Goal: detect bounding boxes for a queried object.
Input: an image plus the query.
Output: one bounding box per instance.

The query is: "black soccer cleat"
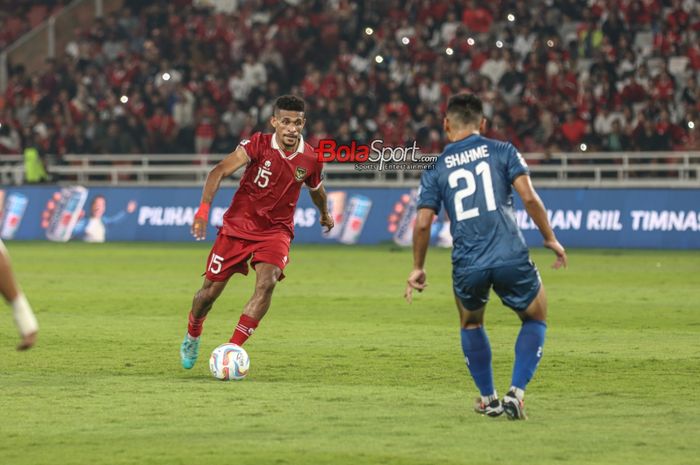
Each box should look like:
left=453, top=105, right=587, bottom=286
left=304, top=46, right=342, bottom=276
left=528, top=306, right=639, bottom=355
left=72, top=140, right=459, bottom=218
left=474, top=397, right=504, bottom=417
left=502, top=391, right=528, bottom=420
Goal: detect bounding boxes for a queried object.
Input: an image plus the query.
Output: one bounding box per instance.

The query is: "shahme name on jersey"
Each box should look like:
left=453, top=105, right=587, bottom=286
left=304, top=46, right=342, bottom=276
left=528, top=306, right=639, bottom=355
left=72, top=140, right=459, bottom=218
left=444, top=144, right=490, bottom=168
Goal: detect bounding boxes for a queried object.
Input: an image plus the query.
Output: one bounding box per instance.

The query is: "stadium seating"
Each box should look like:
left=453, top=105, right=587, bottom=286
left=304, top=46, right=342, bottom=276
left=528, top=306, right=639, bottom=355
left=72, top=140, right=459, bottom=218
left=0, top=1, right=69, bottom=49
left=0, top=0, right=698, bottom=164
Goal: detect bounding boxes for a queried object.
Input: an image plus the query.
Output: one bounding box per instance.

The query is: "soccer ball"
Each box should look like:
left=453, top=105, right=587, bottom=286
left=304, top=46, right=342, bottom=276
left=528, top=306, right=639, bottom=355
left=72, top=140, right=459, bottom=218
left=209, top=343, right=250, bottom=381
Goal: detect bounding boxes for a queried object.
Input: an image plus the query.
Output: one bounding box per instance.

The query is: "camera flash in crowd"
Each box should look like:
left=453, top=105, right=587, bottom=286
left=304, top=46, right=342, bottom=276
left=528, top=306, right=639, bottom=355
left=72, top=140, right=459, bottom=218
left=547, top=40, right=555, bottom=47
left=120, top=95, right=129, bottom=104
left=162, top=72, right=171, bottom=81
left=689, top=121, right=695, bottom=129
left=580, top=143, right=588, bottom=152
left=365, top=27, right=373, bottom=36
left=445, top=47, right=454, bottom=56
left=467, top=37, right=475, bottom=46
left=375, top=55, right=384, bottom=64
left=507, top=14, right=516, bottom=22
left=496, top=40, right=504, bottom=48
left=401, top=37, right=410, bottom=45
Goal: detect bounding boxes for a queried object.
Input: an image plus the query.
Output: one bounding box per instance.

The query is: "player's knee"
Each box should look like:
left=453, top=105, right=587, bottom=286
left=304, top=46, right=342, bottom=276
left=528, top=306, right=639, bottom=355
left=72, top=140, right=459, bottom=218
left=463, top=314, right=484, bottom=328
left=460, top=308, right=485, bottom=328
left=522, top=308, right=547, bottom=322
left=521, top=289, right=547, bottom=321
left=255, top=277, right=277, bottom=296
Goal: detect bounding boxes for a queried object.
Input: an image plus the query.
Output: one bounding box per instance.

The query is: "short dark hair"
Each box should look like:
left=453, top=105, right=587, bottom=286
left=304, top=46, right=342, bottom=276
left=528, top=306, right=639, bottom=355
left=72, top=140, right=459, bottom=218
left=446, top=93, right=483, bottom=126
left=274, top=95, right=305, bottom=114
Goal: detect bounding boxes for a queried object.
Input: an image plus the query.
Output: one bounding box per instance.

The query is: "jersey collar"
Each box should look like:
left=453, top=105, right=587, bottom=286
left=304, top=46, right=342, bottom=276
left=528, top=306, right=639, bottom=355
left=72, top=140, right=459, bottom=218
left=444, top=132, right=480, bottom=152
left=271, top=133, right=304, bottom=160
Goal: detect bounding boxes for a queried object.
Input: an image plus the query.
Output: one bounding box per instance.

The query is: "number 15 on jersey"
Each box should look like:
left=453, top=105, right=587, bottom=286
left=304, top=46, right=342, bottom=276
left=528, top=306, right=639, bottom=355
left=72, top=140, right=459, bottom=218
left=254, top=167, right=271, bottom=188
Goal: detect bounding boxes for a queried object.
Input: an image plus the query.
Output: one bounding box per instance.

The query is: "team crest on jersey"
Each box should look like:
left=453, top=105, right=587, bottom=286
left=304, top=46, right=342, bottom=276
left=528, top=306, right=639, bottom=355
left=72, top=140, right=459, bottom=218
left=294, top=166, right=307, bottom=182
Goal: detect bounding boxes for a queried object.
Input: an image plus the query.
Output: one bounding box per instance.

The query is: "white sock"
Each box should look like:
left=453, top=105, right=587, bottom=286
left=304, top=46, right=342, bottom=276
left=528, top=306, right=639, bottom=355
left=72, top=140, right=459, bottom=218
left=509, top=386, right=525, bottom=401
left=481, top=391, right=498, bottom=404
left=12, top=293, right=38, bottom=336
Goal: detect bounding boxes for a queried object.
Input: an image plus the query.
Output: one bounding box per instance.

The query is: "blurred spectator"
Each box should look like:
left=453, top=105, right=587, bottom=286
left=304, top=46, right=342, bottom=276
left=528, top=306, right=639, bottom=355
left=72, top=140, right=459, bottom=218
left=637, top=120, right=670, bottom=151
left=147, top=106, right=177, bottom=153
left=561, top=112, right=587, bottom=150
left=209, top=123, right=236, bottom=154
left=480, top=49, right=507, bottom=87
left=221, top=101, right=247, bottom=137
left=103, top=121, right=135, bottom=154
left=604, top=120, right=631, bottom=152
left=594, top=107, right=624, bottom=136
left=462, top=0, right=493, bottom=34
left=0, top=121, right=21, bottom=154
left=22, top=131, right=48, bottom=183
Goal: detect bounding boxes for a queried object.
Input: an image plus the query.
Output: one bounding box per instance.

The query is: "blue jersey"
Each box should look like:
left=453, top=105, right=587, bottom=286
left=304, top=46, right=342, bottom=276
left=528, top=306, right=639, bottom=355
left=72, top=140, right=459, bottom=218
left=417, top=134, right=530, bottom=270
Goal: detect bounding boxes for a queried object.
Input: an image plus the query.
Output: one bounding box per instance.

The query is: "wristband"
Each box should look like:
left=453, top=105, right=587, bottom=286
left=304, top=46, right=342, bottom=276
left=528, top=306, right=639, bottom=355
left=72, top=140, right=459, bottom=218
left=195, top=202, right=211, bottom=221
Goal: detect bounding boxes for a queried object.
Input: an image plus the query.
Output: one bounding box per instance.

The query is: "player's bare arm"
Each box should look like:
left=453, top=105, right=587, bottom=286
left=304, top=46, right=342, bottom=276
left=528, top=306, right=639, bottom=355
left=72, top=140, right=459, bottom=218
left=191, top=146, right=250, bottom=240
left=405, top=207, right=435, bottom=303
left=308, top=184, right=334, bottom=233
left=513, top=174, right=568, bottom=269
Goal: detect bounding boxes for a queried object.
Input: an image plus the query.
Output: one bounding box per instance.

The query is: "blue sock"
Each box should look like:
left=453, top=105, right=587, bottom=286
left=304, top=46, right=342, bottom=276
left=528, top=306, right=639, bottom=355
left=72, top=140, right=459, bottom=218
left=511, top=320, right=547, bottom=391
left=460, top=327, right=495, bottom=397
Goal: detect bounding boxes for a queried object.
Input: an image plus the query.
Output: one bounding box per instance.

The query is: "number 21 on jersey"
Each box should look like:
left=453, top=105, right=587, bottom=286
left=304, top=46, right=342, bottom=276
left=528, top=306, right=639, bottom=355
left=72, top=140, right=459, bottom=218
left=449, top=161, right=496, bottom=221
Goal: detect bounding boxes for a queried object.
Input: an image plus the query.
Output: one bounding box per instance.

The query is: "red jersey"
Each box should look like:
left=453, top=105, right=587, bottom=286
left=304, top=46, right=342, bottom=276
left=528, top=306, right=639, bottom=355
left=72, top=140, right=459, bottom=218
left=221, top=132, right=323, bottom=240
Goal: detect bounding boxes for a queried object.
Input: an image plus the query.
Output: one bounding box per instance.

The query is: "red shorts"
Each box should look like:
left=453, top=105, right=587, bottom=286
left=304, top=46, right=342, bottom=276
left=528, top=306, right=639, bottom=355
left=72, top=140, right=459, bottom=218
left=204, top=233, right=291, bottom=282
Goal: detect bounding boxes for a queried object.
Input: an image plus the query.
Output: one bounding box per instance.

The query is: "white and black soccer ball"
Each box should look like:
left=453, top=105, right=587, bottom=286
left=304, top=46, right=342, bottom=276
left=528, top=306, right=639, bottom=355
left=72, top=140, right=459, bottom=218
left=209, top=343, right=250, bottom=381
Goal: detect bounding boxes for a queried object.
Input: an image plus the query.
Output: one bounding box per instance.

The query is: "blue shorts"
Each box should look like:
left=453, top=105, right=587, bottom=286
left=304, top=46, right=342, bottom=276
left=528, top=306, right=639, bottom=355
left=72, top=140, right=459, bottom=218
left=453, top=260, right=542, bottom=312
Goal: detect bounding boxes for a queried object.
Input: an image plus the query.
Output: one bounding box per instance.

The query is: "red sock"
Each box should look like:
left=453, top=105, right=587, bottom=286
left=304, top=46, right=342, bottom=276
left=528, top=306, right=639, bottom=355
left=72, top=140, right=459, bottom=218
left=187, top=311, right=206, bottom=338
left=230, top=314, right=259, bottom=346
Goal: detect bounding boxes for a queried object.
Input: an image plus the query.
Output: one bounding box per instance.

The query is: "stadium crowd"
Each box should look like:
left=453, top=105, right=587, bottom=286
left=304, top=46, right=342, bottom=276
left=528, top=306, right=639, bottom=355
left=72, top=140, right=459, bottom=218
left=1, top=0, right=699, bottom=163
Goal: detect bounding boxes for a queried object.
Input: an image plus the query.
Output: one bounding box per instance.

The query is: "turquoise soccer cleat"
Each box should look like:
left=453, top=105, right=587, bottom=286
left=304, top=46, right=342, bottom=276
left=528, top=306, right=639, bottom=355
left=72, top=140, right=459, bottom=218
left=180, top=334, right=200, bottom=369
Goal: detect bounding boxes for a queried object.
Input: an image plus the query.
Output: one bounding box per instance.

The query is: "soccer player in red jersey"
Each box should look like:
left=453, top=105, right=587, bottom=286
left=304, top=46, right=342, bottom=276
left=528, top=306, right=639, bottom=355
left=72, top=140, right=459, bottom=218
left=180, top=95, right=334, bottom=369
left=0, top=239, right=39, bottom=350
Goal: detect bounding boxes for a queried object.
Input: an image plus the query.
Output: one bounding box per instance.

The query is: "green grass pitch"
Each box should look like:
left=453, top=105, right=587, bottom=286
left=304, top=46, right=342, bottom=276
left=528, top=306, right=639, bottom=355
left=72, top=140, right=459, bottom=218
left=1, top=242, right=699, bottom=465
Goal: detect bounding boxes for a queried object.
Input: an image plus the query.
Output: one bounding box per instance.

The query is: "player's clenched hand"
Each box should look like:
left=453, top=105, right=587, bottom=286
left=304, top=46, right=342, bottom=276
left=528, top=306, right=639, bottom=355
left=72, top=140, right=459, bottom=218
left=191, top=217, right=207, bottom=241
left=544, top=239, right=567, bottom=269
left=405, top=269, right=427, bottom=304
left=320, top=212, right=334, bottom=233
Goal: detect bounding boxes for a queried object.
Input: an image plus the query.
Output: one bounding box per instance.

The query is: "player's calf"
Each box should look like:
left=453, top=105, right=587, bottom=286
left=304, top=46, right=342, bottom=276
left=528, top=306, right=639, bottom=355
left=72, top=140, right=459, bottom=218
left=181, top=280, right=228, bottom=369
left=226, top=263, right=281, bottom=346
left=185, top=280, right=228, bottom=338
left=506, top=288, right=547, bottom=418
left=191, top=281, right=227, bottom=318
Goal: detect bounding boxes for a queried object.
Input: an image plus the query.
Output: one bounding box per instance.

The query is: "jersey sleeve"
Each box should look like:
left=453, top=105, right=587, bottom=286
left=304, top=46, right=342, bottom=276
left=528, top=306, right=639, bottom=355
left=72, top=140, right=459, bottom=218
left=237, top=132, right=263, bottom=163
left=506, top=143, right=529, bottom=183
left=417, top=167, right=441, bottom=213
left=305, top=160, right=324, bottom=190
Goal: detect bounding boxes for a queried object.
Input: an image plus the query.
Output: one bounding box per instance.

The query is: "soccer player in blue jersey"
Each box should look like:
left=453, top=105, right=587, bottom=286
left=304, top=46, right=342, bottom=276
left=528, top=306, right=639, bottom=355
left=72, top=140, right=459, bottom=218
left=405, top=93, right=567, bottom=420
